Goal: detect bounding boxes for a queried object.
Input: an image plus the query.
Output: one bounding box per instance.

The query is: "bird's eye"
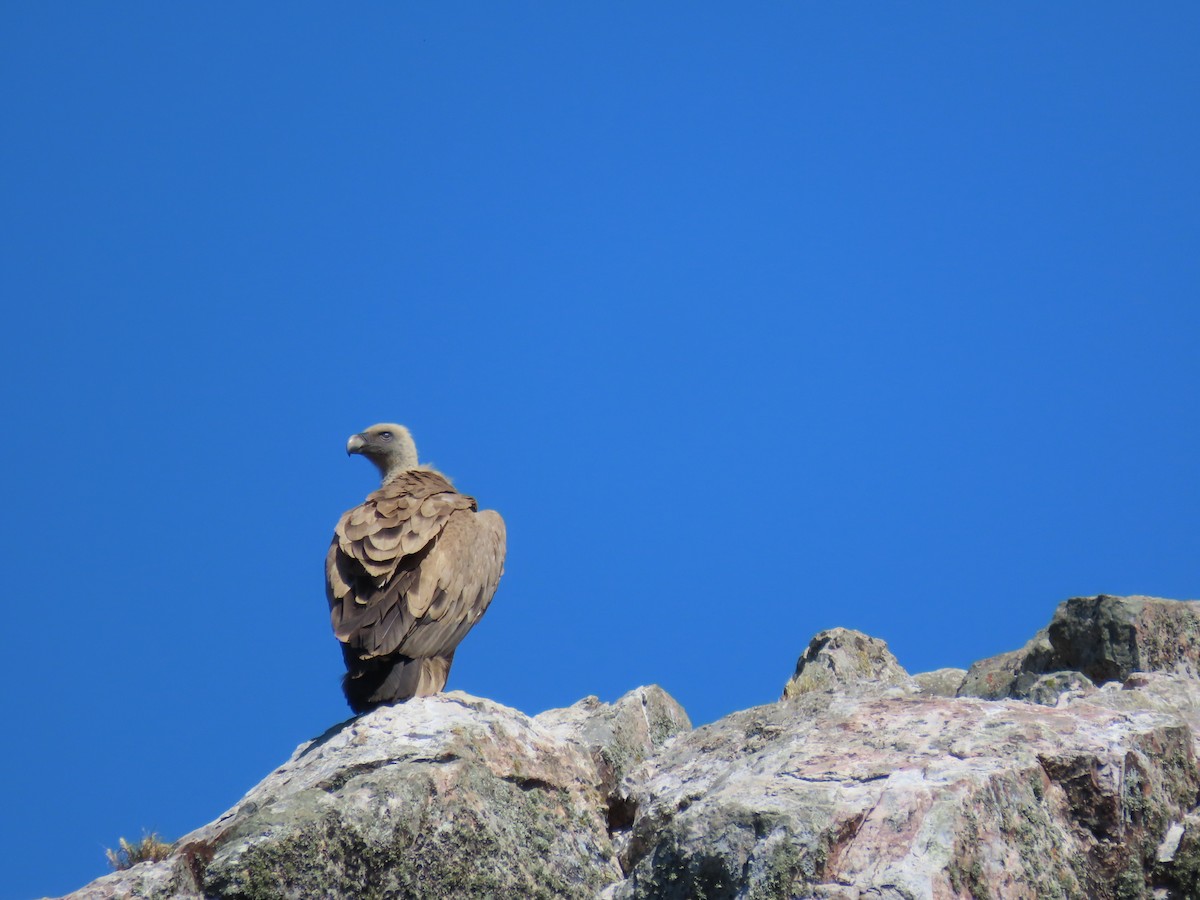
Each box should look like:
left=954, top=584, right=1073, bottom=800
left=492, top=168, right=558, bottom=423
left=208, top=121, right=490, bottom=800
left=379, top=432, right=393, bottom=441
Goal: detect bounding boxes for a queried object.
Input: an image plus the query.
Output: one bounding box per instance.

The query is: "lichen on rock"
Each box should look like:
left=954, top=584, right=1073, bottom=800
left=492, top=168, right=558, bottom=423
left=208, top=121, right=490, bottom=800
left=781, top=627, right=916, bottom=700
left=58, top=595, right=1200, bottom=900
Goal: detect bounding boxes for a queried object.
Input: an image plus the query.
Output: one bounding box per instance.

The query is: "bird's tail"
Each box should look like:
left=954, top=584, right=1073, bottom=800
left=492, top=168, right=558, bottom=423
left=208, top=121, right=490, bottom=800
left=342, top=653, right=454, bottom=713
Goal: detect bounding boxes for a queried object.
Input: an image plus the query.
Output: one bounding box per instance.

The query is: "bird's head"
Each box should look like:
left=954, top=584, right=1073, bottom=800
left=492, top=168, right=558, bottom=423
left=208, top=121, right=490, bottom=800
left=346, top=423, right=419, bottom=482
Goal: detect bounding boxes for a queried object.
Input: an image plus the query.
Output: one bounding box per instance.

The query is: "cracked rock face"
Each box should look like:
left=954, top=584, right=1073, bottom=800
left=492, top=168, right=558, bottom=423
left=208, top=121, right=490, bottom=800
left=781, top=628, right=916, bottom=700
left=57, top=595, right=1200, bottom=900
left=612, top=693, right=1197, bottom=899
left=959, top=595, right=1200, bottom=703
left=62, top=688, right=689, bottom=900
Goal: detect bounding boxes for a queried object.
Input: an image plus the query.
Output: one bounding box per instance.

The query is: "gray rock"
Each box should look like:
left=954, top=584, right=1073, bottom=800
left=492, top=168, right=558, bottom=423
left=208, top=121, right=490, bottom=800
left=1156, top=813, right=1200, bottom=897
left=957, top=629, right=1053, bottom=700
left=535, top=686, right=691, bottom=832
left=56, top=856, right=192, bottom=900
left=1014, top=670, right=1096, bottom=706
left=536, top=685, right=691, bottom=786
left=1081, top=671, right=1200, bottom=763
left=613, top=692, right=1198, bottom=900
left=781, top=628, right=915, bottom=700
left=56, top=596, right=1200, bottom=900
left=60, top=689, right=688, bottom=900
left=912, top=667, right=968, bottom=698
left=1046, top=594, right=1200, bottom=682
left=959, top=595, right=1200, bottom=703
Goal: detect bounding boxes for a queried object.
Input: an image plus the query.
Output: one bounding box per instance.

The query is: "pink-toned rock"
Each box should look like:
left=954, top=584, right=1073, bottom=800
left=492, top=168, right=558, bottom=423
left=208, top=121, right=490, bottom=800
left=612, top=690, right=1197, bottom=899
left=782, top=628, right=916, bottom=700
left=56, top=688, right=689, bottom=900
left=52, top=596, right=1200, bottom=900
left=912, top=667, right=968, bottom=698
left=959, top=595, right=1200, bottom=703
left=1047, top=595, right=1200, bottom=682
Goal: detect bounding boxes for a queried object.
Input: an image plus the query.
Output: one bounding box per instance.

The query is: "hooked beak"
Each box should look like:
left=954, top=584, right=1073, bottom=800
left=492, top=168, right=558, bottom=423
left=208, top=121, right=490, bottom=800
left=346, top=433, right=366, bottom=456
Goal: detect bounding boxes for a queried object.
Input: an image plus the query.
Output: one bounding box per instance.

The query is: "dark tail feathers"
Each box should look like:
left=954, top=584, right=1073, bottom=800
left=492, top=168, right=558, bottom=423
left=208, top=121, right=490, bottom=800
left=342, top=652, right=455, bottom=713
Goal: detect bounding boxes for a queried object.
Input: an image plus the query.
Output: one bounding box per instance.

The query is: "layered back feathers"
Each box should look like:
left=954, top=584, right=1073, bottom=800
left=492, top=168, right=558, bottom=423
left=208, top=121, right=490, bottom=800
left=326, top=462, right=505, bottom=712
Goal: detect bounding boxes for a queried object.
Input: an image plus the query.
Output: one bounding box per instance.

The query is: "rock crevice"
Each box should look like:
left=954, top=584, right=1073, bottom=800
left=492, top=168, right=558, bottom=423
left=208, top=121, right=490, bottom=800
left=60, top=595, right=1200, bottom=900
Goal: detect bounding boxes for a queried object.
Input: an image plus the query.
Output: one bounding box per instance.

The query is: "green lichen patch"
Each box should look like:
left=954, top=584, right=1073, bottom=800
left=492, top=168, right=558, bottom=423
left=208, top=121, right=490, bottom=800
left=202, top=764, right=617, bottom=900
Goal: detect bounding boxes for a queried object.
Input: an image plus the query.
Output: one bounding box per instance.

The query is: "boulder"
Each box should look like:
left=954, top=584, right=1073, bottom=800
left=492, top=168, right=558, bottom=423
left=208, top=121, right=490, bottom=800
left=957, top=629, right=1053, bottom=700
left=535, top=686, right=692, bottom=829
left=61, top=688, right=689, bottom=900
left=612, top=691, right=1197, bottom=899
left=56, top=595, right=1200, bottom=900
left=958, top=595, right=1200, bottom=702
left=912, top=668, right=968, bottom=698
left=781, top=628, right=915, bottom=700
left=1046, top=595, right=1200, bottom=682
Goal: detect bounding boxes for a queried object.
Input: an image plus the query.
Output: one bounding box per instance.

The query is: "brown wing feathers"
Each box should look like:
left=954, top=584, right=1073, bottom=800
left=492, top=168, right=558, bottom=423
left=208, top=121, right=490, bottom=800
left=325, top=458, right=506, bottom=712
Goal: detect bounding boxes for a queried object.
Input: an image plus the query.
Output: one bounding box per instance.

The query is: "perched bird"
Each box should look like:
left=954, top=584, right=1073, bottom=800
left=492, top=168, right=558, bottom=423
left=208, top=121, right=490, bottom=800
left=325, top=423, right=506, bottom=713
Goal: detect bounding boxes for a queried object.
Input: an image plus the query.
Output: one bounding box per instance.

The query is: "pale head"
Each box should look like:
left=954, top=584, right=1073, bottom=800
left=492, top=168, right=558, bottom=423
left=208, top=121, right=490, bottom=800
left=346, top=423, right=419, bottom=482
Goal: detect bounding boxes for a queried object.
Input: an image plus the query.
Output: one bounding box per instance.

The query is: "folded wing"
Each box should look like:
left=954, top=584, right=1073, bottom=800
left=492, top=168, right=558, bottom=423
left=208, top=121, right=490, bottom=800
left=326, top=469, right=506, bottom=683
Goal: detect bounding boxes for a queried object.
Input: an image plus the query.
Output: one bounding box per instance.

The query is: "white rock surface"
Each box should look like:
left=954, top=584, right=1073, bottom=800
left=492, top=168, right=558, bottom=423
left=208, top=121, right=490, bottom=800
left=61, top=688, right=689, bottom=900
left=55, top=595, right=1200, bottom=900
left=614, top=691, right=1196, bottom=899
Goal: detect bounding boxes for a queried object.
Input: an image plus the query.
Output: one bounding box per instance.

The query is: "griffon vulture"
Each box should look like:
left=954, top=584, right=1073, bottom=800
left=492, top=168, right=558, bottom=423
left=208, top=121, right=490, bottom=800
left=325, top=423, right=506, bottom=712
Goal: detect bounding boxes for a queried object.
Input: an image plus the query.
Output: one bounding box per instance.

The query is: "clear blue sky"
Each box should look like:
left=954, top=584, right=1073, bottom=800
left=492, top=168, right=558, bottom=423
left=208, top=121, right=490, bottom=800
left=2, top=5, right=1197, bottom=898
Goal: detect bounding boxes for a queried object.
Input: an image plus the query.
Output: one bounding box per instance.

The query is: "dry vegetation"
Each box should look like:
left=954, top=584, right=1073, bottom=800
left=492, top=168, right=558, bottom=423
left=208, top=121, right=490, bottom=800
left=105, top=832, right=174, bottom=871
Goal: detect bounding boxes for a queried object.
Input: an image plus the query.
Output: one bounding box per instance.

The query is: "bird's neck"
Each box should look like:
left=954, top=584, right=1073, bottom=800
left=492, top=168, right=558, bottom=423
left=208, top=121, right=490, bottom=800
left=381, top=463, right=445, bottom=487
left=379, top=460, right=425, bottom=484
left=370, top=450, right=420, bottom=484
left=381, top=468, right=412, bottom=485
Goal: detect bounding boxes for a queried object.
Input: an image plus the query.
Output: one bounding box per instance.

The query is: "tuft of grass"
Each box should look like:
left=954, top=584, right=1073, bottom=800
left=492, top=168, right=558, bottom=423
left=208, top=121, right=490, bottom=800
left=105, top=831, right=174, bottom=871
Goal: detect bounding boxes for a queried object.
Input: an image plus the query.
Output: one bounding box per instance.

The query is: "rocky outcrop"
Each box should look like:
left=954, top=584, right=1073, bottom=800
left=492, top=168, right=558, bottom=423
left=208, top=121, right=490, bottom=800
left=63, top=687, right=689, bottom=900
left=58, top=594, right=1200, bottom=900
left=612, top=684, right=1196, bottom=899
left=958, top=595, right=1200, bottom=705
left=912, top=667, right=968, bottom=698
left=781, top=628, right=916, bottom=700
